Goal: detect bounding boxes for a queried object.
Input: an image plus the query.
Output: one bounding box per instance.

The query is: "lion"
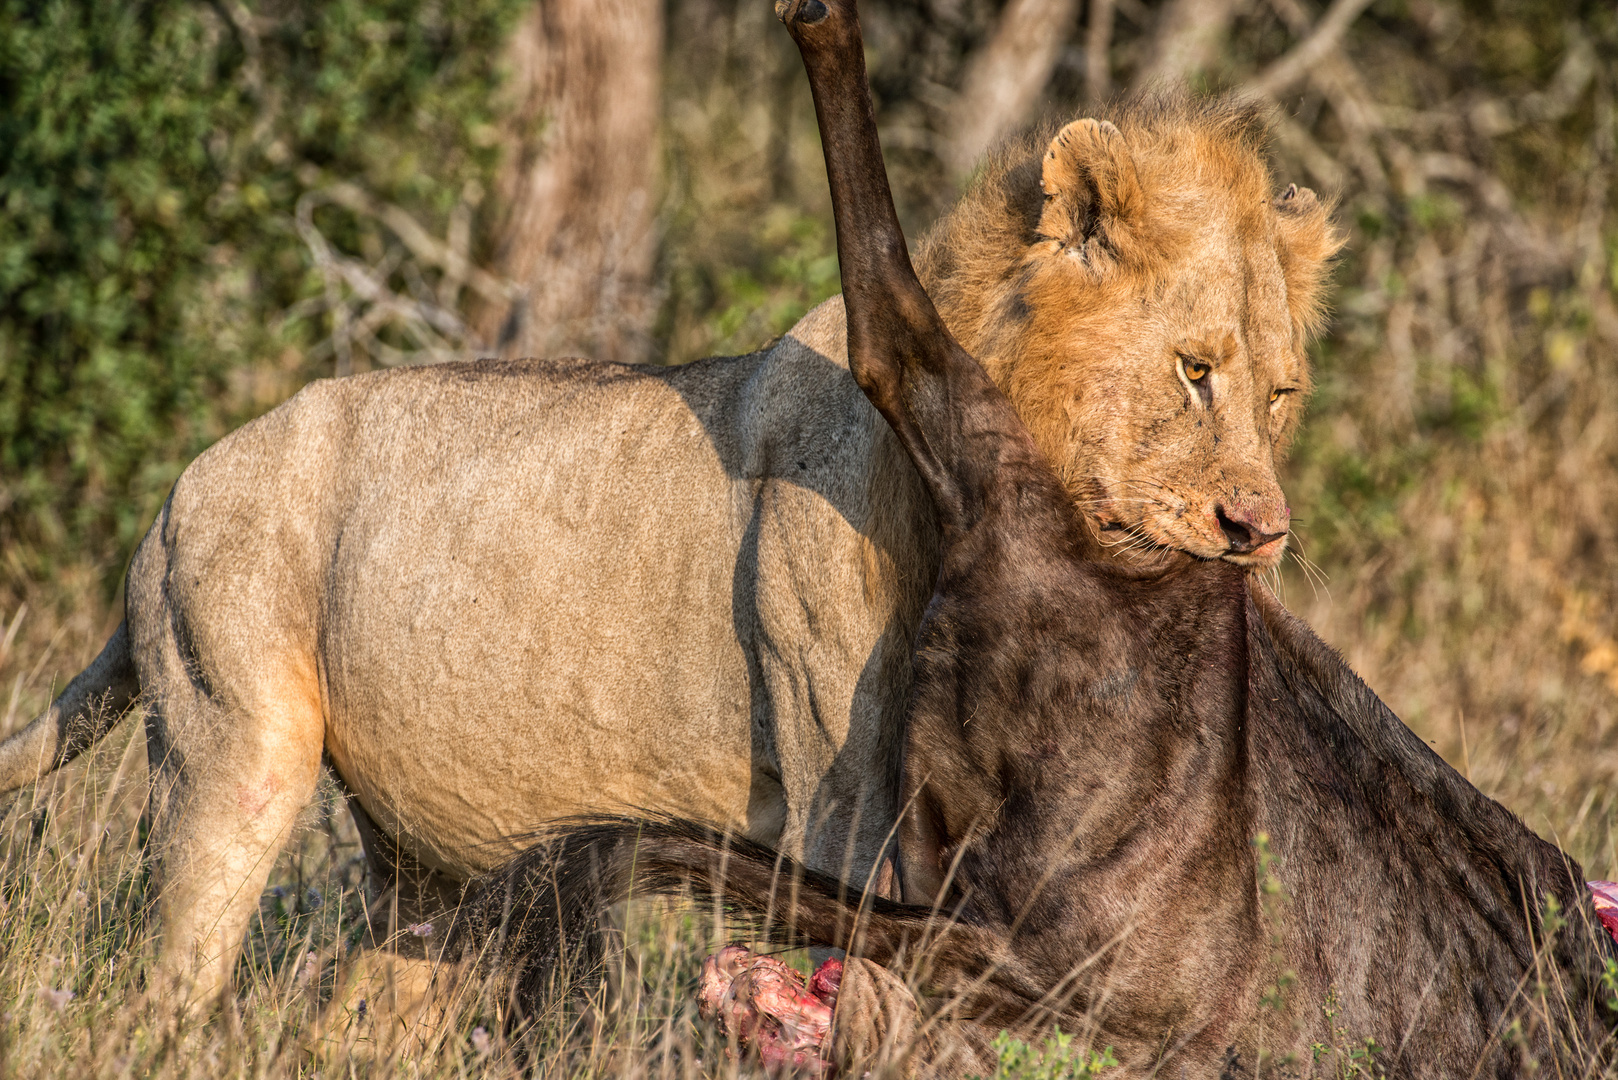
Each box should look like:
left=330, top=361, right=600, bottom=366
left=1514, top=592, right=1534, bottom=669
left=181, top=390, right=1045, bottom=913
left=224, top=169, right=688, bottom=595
left=0, top=96, right=1340, bottom=1007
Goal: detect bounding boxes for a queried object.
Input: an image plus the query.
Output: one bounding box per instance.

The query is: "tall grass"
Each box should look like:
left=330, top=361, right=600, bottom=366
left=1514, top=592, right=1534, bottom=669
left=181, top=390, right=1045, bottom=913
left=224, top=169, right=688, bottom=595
left=0, top=678, right=1611, bottom=1077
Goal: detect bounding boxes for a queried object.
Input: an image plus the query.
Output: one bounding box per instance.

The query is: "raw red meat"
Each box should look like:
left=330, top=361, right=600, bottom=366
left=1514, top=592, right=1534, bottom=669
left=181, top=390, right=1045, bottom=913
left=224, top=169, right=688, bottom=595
left=696, top=945, right=841, bottom=1075
left=1589, top=881, right=1618, bottom=945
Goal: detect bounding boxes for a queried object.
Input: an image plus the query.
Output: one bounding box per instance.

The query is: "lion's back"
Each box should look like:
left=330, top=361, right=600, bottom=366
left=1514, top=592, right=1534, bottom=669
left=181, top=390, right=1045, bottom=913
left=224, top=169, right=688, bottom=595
left=134, top=352, right=764, bottom=654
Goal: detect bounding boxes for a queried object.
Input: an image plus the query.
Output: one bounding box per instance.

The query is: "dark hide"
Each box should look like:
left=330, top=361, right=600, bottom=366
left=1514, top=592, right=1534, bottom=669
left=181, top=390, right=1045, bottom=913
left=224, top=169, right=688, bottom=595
left=458, top=0, right=1618, bottom=1074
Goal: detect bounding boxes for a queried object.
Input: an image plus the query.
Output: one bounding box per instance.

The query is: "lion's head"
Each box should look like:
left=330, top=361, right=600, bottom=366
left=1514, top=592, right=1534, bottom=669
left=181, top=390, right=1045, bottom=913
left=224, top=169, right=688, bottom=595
left=918, top=97, right=1343, bottom=568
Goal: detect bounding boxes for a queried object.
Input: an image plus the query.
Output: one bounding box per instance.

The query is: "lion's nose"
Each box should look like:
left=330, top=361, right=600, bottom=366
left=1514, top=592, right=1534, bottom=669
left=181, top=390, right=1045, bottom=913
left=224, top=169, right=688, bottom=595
left=1214, top=504, right=1288, bottom=554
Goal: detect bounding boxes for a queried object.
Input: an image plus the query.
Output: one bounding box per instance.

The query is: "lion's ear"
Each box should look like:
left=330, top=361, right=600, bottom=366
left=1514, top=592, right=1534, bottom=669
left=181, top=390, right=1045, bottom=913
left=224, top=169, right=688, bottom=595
left=1272, top=183, right=1345, bottom=340
left=1036, top=119, right=1149, bottom=271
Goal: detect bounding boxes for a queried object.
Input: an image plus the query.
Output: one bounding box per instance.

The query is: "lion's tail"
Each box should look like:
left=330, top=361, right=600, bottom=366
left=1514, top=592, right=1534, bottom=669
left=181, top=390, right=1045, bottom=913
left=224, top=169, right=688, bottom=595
left=456, top=815, right=1042, bottom=1025
left=0, top=620, right=141, bottom=796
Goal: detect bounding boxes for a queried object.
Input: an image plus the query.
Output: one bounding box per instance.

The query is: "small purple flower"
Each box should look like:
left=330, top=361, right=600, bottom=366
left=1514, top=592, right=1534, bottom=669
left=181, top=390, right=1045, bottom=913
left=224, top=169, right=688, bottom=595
left=471, top=1026, right=491, bottom=1056
left=409, top=921, right=434, bottom=937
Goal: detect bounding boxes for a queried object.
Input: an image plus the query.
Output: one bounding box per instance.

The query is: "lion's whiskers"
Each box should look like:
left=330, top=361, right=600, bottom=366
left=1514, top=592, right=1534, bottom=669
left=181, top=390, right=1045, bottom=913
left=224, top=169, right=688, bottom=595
left=1286, top=541, right=1331, bottom=603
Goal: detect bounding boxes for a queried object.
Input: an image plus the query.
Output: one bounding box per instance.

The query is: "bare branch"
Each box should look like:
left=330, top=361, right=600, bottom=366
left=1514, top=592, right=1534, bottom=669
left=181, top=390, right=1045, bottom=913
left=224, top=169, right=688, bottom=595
left=439, top=187, right=476, bottom=311
left=313, top=182, right=515, bottom=307
left=1269, top=111, right=1347, bottom=190
left=291, top=183, right=511, bottom=372
left=1256, top=0, right=1390, bottom=193
left=1245, top=0, right=1374, bottom=99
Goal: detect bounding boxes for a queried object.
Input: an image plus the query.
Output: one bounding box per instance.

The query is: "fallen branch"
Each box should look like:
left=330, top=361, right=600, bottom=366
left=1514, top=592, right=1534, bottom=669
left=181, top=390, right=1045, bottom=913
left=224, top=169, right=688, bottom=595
left=1244, top=0, right=1374, bottom=99
left=292, top=183, right=512, bottom=371
left=314, top=181, right=516, bottom=307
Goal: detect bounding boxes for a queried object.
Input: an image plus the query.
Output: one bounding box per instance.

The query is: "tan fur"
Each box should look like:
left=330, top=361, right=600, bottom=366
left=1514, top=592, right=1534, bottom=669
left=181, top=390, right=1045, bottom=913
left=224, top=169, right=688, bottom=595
left=0, top=97, right=1338, bottom=1004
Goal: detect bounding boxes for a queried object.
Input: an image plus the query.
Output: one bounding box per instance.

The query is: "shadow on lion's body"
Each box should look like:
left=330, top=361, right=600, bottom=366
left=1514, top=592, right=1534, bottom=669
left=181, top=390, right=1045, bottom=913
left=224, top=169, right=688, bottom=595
left=0, top=97, right=1338, bottom=1002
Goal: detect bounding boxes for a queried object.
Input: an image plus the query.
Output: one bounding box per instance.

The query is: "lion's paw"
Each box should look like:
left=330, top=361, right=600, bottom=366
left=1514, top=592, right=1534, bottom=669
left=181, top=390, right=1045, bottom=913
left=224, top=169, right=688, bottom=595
left=697, top=944, right=842, bottom=1075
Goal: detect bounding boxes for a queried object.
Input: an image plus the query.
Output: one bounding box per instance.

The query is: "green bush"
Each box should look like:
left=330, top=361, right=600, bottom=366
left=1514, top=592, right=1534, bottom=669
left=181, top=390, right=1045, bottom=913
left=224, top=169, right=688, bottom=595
left=0, top=0, right=522, bottom=590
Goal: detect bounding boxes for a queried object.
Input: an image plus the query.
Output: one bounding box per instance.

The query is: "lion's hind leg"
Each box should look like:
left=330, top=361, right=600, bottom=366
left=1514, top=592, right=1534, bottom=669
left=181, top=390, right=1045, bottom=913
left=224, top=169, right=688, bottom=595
left=137, top=622, right=325, bottom=1008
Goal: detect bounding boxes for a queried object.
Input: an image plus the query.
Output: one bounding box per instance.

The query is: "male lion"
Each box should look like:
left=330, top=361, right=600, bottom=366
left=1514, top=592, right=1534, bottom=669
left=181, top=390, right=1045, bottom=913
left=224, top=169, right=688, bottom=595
left=0, top=96, right=1339, bottom=1004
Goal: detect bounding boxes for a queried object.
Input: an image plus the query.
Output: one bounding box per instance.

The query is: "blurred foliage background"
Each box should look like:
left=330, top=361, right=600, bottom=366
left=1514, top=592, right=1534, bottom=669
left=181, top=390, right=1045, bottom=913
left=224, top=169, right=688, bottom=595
left=0, top=0, right=521, bottom=583
left=2, top=0, right=1617, bottom=878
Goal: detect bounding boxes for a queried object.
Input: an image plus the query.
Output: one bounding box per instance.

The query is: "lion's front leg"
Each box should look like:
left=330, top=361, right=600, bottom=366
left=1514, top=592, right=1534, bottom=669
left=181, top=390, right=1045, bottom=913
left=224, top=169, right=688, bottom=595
left=311, top=796, right=466, bottom=1058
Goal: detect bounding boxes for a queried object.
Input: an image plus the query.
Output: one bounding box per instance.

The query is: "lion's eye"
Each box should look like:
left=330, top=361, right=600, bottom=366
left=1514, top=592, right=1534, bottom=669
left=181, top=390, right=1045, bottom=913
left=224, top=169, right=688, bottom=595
left=1270, top=387, right=1297, bottom=405
left=1177, top=354, right=1213, bottom=407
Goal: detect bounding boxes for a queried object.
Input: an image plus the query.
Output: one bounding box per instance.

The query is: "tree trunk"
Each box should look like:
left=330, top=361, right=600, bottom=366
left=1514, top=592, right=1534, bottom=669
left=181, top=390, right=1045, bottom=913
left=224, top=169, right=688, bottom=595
left=944, top=0, right=1081, bottom=177
left=1133, top=0, right=1248, bottom=89
left=478, top=0, right=664, bottom=363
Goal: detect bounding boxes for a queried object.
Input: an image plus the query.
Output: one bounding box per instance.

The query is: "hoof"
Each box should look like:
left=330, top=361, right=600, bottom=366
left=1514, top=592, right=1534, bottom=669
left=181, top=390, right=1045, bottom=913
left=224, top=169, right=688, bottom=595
left=697, top=944, right=842, bottom=1075
left=776, top=0, right=830, bottom=26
